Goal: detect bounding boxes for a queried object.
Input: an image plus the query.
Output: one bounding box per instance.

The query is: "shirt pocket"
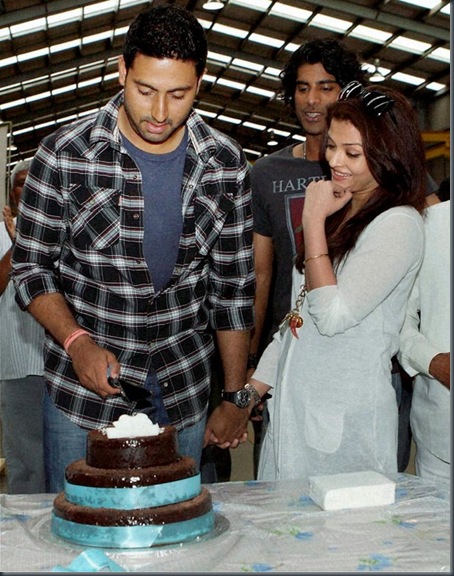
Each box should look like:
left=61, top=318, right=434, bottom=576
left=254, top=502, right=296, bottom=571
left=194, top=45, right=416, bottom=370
left=69, top=185, right=121, bottom=251
left=193, top=193, right=234, bottom=256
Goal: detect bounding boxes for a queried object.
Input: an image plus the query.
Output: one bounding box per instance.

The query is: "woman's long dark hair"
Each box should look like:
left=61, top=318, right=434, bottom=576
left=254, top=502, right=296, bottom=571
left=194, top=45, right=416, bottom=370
left=296, top=86, right=427, bottom=273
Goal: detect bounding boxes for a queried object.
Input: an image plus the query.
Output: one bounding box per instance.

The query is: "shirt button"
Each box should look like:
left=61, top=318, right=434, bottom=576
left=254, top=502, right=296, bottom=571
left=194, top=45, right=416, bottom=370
left=163, top=381, right=169, bottom=388
left=133, top=213, right=139, bottom=219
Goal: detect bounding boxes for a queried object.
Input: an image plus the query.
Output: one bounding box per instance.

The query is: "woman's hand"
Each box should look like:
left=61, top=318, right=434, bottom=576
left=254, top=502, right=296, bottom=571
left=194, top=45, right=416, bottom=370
left=303, top=180, right=352, bottom=225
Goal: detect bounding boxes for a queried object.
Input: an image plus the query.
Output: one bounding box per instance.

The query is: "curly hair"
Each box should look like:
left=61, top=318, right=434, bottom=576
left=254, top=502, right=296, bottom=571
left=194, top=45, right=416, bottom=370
left=123, top=5, right=207, bottom=77
left=295, top=86, right=427, bottom=272
left=280, top=39, right=365, bottom=113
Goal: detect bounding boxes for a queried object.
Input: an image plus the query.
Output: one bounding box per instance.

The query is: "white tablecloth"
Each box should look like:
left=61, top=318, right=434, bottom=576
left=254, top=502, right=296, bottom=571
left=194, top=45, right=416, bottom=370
left=0, top=473, right=450, bottom=573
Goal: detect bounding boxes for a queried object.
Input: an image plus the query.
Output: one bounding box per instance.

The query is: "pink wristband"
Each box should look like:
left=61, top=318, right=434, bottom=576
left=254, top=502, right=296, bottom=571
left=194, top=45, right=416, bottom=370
left=63, top=329, right=90, bottom=353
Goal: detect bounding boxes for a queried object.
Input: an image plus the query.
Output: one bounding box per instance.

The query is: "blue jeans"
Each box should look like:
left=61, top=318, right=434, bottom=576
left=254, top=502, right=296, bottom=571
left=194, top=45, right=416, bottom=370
left=140, top=371, right=207, bottom=468
left=43, top=375, right=207, bottom=492
left=176, top=415, right=207, bottom=470
left=43, top=389, right=88, bottom=493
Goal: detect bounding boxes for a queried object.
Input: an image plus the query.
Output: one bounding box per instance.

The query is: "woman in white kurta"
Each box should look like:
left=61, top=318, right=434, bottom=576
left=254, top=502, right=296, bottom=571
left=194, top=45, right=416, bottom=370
left=248, top=83, right=428, bottom=481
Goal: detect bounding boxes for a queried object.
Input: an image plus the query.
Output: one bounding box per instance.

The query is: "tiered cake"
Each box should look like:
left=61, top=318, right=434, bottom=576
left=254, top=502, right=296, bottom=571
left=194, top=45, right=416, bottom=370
left=51, top=414, right=214, bottom=548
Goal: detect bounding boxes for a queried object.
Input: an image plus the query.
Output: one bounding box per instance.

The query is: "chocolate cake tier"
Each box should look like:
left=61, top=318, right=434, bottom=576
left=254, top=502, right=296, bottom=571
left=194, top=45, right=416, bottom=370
left=53, top=486, right=213, bottom=526
left=66, top=455, right=197, bottom=488
left=86, top=425, right=178, bottom=469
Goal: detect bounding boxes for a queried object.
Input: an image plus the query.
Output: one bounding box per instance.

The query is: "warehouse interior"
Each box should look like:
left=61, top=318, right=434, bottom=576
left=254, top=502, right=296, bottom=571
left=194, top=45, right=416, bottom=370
left=0, top=0, right=450, bottom=189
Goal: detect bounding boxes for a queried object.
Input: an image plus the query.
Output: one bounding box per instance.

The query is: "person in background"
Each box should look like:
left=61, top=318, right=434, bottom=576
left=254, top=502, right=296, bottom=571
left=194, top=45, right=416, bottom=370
left=398, top=194, right=450, bottom=487
left=392, top=179, right=442, bottom=474
left=0, top=159, right=47, bottom=494
left=248, top=84, right=427, bottom=480
left=11, top=5, right=254, bottom=493
left=436, top=176, right=450, bottom=202
left=248, top=39, right=365, bottom=476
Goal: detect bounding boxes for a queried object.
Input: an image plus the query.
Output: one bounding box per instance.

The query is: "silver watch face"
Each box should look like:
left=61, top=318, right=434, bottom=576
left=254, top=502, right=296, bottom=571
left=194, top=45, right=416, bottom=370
left=235, top=388, right=251, bottom=408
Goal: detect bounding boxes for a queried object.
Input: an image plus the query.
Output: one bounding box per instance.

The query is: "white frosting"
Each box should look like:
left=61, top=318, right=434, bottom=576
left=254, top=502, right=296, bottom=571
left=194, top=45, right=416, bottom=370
left=309, top=471, right=395, bottom=511
left=104, top=413, right=164, bottom=439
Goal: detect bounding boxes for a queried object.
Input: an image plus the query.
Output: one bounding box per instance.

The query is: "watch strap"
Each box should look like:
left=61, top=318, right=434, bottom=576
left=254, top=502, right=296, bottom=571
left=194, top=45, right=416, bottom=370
left=221, top=387, right=251, bottom=408
left=221, top=390, right=239, bottom=402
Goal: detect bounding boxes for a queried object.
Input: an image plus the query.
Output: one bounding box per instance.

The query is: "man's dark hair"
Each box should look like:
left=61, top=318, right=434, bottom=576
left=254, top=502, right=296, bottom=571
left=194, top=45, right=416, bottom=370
left=280, top=38, right=365, bottom=111
left=123, top=5, right=207, bottom=77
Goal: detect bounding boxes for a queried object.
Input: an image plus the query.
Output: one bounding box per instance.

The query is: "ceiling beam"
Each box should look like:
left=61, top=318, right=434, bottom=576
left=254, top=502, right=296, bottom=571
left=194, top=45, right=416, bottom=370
left=301, top=0, right=450, bottom=42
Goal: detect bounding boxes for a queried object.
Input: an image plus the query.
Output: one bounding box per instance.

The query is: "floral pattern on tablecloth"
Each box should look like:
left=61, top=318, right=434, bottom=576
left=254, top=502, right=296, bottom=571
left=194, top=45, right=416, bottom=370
left=0, top=474, right=450, bottom=573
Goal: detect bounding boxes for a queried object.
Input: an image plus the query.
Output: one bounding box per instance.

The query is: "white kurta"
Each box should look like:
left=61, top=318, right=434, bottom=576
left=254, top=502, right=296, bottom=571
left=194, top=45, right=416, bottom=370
left=398, top=200, right=450, bottom=465
left=255, top=206, right=425, bottom=481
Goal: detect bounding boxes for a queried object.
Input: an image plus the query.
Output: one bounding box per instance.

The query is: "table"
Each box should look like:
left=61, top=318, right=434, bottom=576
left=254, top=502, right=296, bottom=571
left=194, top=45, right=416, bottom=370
left=0, top=473, right=450, bottom=573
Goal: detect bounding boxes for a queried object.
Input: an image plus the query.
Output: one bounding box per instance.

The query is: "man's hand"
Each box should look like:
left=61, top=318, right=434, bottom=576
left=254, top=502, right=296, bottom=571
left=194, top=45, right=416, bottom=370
left=429, top=352, right=450, bottom=389
left=67, top=335, right=122, bottom=398
left=204, top=402, right=250, bottom=449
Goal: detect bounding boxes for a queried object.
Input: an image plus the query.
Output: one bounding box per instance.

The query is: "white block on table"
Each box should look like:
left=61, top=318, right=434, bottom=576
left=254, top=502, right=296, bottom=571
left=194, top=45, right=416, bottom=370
left=309, top=471, right=396, bottom=510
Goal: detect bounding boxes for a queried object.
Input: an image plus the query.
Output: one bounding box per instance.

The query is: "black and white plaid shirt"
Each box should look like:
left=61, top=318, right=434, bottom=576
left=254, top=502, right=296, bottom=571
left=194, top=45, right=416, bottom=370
left=12, top=92, right=255, bottom=431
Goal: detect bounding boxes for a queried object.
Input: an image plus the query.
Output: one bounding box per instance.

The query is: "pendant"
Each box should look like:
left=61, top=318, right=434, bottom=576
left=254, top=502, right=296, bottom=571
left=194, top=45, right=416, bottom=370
left=282, top=311, right=303, bottom=338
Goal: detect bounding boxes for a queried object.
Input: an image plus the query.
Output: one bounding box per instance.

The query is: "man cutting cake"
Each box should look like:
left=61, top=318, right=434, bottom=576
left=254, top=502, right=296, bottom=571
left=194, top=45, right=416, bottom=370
left=11, top=5, right=255, bottom=492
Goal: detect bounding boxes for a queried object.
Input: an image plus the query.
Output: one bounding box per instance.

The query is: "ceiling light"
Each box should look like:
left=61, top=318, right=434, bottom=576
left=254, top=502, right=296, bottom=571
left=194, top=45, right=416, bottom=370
left=426, top=81, right=446, bottom=91
left=212, top=23, right=248, bottom=39
left=232, top=58, right=264, bottom=72
left=369, top=70, right=385, bottom=83
left=248, top=32, right=285, bottom=48
left=218, top=115, right=242, bottom=124
left=267, top=130, right=278, bottom=146
left=310, top=14, right=352, bottom=33
left=203, top=0, right=225, bottom=10
left=230, top=0, right=271, bottom=10
left=391, top=71, right=425, bottom=86
left=243, top=148, right=261, bottom=157
left=369, top=59, right=385, bottom=83
left=216, top=78, right=246, bottom=90
left=428, top=47, right=450, bottom=64
left=397, top=0, right=441, bottom=8
left=246, top=86, right=276, bottom=98
left=350, top=25, right=392, bottom=44
left=243, top=121, right=266, bottom=131
left=390, top=36, right=432, bottom=54
left=270, top=3, right=311, bottom=22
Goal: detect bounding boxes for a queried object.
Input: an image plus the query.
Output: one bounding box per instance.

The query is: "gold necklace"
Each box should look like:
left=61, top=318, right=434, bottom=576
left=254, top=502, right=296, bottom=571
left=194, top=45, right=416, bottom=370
left=302, top=140, right=307, bottom=160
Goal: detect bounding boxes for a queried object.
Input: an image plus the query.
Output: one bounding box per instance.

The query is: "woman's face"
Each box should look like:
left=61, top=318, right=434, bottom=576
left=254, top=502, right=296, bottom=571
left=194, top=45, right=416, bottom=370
left=325, top=118, right=378, bottom=201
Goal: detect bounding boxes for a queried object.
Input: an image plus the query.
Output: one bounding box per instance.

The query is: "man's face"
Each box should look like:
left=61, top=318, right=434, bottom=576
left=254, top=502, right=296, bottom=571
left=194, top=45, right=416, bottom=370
left=11, top=169, right=28, bottom=208
left=118, top=53, right=203, bottom=153
left=293, top=62, right=341, bottom=137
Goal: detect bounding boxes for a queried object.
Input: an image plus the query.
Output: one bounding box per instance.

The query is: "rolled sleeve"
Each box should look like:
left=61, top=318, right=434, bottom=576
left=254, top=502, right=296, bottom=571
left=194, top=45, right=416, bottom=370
left=12, top=139, right=65, bottom=310
left=209, top=162, right=255, bottom=331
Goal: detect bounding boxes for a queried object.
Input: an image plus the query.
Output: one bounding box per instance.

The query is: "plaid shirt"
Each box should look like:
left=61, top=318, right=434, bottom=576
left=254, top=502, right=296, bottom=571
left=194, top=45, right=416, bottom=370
left=12, top=92, right=255, bottom=431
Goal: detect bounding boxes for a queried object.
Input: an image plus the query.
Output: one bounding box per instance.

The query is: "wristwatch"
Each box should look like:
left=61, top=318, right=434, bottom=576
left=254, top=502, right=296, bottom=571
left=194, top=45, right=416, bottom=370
left=221, top=383, right=262, bottom=409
